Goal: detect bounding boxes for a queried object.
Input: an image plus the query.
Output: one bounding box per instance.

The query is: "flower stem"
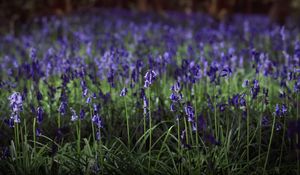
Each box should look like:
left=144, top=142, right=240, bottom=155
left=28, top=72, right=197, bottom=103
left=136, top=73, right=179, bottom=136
left=124, top=96, right=130, bottom=149
left=264, top=113, right=276, bottom=173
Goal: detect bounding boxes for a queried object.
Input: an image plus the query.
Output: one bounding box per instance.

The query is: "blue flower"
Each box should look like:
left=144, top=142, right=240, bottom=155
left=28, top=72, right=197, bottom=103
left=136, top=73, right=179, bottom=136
left=92, top=114, right=103, bottom=129
left=220, top=67, right=232, bottom=77
left=282, top=104, right=288, bottom=115
left=36, top=107, right=43, bottom=124
left=184, top=104, right=195, bottom=122
left=170, top=81, right=181, bottom=93
left=36, top=128, right=42, bottom=137
left=29, top=47, right=37, bottom=60
left=70, top=108, right=78, bottom=122
left=80, top=109, right=85, bottom=120
left=86, top=96, right=92, bottom=104
left=96, top=131, right=101, bottom=141
left=58, top=102, right=67, bottom=116
left=11, top=113, right=20, bottom=123
left=8, top=92, right=23, bottom=112
left=242, top=79, right=249, bottom=88
left=144, top=70, right=157, bottom=88
left=120, top=87, right=128, bottom=97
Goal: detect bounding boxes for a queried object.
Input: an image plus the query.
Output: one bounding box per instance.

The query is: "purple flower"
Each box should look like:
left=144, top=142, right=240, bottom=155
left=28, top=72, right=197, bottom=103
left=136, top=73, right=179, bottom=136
left=70, top=108, right=78, bottom=122
left=29, top=47, right=37, bottom=60
left=144, top=70, right=157, bottom=88
left=261, top=116, right=269, bottom=126
left=8, top=92, right=23, bottom=112
left=93, top=103, right=100, bottom=113
left=58, top=102, right=67, bottom=116
left=275, top=122, right=282, bottom=131
left=92, top=114, right=103, bottom=129
left=36, top=106, right=43, bottom=124
left=96, top=131, right=101, bottom=141
left=239, top=94, right=246, bottom=107
left=170, top=81, right=181, bottom=93
left=184, top=104, right=194, bottom=122
left=80, top=109, right=85, bottom=120
left=282, top=104, right=288, bottom=115
left=275, top=104, right=281, bottom=116
left=218, top=103, right=227, bottom=112
left=5, top=118, right=14, bottom=128
left=37, top=91, right=43, bottom=101
left=170, top=103, right=176, bottom=112
left=251, top=79, right=260, bottom=99
left=83, top=88, right=88, bottom=97
left=274, top=104, right=288, bottom=117
left=120, top=87, right=128, bottom=97
left=242, top=79, right=249, bottom=88
left=220, top=67, right=232, bottom=77
left=10, top=113, right=20, bottom=124
left=86, top=96, right=92, bottom=104
left=36, top=128, right=42, bottom=136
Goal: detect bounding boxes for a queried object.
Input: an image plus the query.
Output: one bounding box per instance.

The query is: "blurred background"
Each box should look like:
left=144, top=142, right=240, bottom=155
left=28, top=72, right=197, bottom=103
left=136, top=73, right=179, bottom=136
left=1, top=0, right=300, bottom=33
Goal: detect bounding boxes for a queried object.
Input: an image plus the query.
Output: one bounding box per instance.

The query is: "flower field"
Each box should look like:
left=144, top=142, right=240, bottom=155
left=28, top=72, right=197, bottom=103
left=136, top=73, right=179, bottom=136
left=0, top=9, right=300, bottom=174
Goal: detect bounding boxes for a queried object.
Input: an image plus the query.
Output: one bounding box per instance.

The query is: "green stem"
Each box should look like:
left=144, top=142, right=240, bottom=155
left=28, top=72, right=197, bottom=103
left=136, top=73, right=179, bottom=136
left=90, top=107, right=95, bottom=143
left=148, top=87, right=152, bottom=173
left=76, top=120, right=81, bottom=154
left=247, top=95, right=250, bottom=163
left=125, top=96, right=130, bottom=149
left=33, top=117, right=36, bottom=154
left=264, top=113, right=276, bottom=173
left=58, top=113, right=61, bottom=129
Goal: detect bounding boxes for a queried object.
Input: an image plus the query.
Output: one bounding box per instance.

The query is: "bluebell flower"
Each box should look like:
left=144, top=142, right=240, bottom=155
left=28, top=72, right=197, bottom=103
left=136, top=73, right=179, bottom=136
left=37, top=90, right=43, bottom=101
left=36, top=106, right=43, bottom=124
left=294, top=79, right=300, bottom=93
left=242, top=79, right=249, bottom=88
left=92, top=114, right=103, bottom=128
left=86, top=96, right=91, bottom=104
left=220, top=67, right=232, bottom=77
left=239, top=94, right=246, bottom=107
left=83, top=88, right=88, bottom=97
left=218, top=103, right=227, bottom=112
left=275, top=104, right=281, bottom=116
left=170, top=103, right=176, bottom=112
left=11, top=113, right=20, bottom=123
left=58, top=102, right=67, bottom=116
left=282, top=104, right=288, bottom=115
left=70, top=108, right=78, bottom=122
left=275, top=122, right=282, bottom=131
left=120, top=87, right=128, bottom=97
left=93, top=103, right=100, bottom=113
left=274, top=103, right=288, bottom=117
left=261, top=116, right=269, bottom=126
left=251, top=79, right=260, bottom=99
left=184, top=104, right=194, bottom=122
left=144, top=70, right=157, bottom=88
left=4, top=118, right=14, bottom=128
left=207, top=65, right=218, bottom=83
left=8, top=92, right=23, bottom=112
left=96, top=131, right=101, bottom=141
left=36, top=128, right=42, bottom=136
left=80, top=109, right=85, bottom=120
left=170, top=81, right=181, bottom=93
left=29, top=47, right=37, bottom=60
